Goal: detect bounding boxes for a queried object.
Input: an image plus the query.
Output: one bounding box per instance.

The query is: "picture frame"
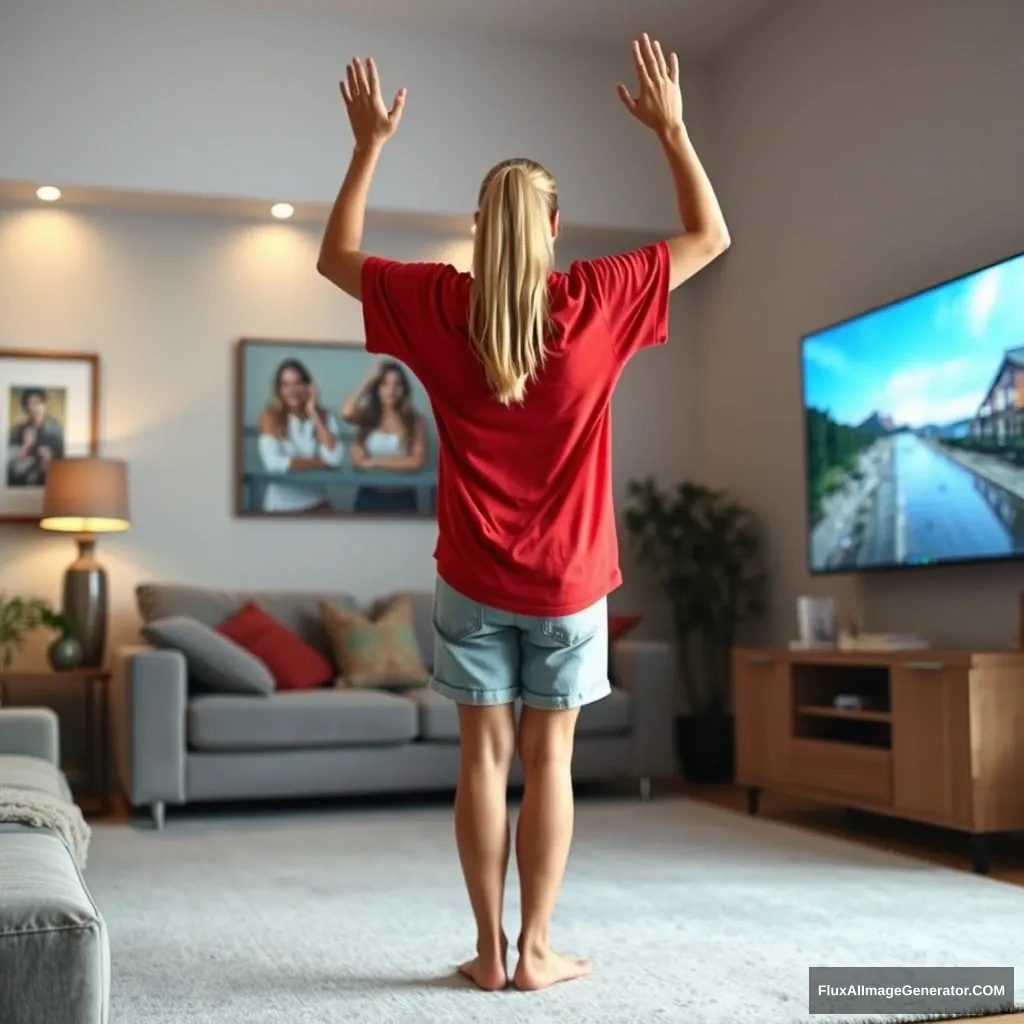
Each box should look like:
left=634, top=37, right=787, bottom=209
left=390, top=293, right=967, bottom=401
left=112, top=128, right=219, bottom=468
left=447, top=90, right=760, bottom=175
left=0, top=349, right=100, bottom=524
left=234, top=338, right=438, bottom=519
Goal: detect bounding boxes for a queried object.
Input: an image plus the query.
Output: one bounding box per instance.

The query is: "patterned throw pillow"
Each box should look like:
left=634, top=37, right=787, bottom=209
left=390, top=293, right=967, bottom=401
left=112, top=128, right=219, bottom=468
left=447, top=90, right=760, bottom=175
left=320, top=596, right=429, bottom=690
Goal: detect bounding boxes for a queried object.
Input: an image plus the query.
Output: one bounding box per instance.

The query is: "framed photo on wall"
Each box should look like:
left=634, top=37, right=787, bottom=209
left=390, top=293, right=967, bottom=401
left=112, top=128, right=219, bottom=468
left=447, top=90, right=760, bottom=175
left=234, top=338, right=438, bottom=519
left=0, top=350, right=99, bottom=523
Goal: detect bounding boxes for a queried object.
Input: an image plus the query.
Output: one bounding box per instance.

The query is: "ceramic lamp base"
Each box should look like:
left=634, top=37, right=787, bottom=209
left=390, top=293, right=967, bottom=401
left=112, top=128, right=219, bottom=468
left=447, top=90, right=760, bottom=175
left=62, top=536, right=107, bottom=668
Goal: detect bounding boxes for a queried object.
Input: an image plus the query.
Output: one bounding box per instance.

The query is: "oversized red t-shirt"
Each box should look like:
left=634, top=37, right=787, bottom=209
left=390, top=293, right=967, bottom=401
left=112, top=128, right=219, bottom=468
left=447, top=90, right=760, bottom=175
left=361, top=242, right=670, bottom=617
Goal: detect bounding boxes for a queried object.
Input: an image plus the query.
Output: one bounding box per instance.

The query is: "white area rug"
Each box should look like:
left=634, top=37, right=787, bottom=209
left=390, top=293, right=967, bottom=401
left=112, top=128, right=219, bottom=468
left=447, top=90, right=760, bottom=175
left=85, top=797, right=1024, bottom=1023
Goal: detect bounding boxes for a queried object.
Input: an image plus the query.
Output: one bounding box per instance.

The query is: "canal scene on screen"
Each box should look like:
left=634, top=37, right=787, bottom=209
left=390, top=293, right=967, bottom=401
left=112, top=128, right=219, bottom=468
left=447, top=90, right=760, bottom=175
left=802, top=251, right=1024, bottom=572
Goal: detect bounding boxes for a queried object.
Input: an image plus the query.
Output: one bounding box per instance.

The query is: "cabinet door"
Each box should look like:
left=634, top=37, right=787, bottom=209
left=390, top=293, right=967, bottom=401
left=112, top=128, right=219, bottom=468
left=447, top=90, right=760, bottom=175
left=733, top=653, right=791, bottom=785
left=890, top=663, right=972, bottom=827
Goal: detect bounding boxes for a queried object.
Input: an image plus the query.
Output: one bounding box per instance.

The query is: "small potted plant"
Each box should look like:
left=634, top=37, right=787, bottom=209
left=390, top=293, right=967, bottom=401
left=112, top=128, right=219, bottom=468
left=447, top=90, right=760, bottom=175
left=0, top=595, right=48, bottom=670
left=0, top=595, right=82, bottom=672
left=40, top=607, right=82, bottom=671
left=624, top=477, right=767, bottom=782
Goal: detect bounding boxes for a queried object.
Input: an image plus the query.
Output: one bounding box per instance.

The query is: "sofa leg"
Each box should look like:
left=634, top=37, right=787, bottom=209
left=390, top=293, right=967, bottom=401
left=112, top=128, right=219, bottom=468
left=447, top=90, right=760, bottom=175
left=150, top=801, right=165, bottom=830
left=639, top=776, right=652, bottom=802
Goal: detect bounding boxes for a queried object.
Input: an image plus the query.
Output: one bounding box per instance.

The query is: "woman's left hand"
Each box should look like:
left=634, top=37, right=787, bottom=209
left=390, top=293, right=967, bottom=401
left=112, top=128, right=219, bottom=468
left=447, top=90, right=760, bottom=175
left=341, top=57, right=406, bottom=150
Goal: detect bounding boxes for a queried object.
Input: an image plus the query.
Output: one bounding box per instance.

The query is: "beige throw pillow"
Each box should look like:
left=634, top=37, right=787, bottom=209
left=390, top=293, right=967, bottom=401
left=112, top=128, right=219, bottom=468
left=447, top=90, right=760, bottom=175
left=320, top=596, right=429, bottom=690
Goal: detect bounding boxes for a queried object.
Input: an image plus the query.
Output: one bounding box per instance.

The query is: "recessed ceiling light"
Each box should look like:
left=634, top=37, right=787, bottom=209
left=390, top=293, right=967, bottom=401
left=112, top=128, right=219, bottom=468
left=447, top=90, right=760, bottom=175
left=36, top=185, right=61, bottom=202
left=270, top=202, right=294, bottom=220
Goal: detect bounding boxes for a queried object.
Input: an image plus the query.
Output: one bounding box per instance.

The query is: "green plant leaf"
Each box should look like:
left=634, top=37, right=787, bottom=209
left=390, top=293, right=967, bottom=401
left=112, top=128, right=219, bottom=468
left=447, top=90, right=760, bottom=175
left=0, top=593, right=62, bottom=667
left=623, top=478, right=768, bottom=714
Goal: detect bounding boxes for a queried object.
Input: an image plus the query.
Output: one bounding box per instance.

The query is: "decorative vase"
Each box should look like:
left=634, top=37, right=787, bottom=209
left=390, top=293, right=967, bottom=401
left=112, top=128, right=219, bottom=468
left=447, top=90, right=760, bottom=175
left=47, top=635, right=83, bottom=671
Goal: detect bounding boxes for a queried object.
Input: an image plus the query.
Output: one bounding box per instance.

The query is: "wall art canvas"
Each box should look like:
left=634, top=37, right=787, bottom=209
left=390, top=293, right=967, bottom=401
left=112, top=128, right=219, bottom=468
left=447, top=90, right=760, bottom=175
left=0, top=350, right=99, bottom=523
left=235, top=338, right=438, bottom=518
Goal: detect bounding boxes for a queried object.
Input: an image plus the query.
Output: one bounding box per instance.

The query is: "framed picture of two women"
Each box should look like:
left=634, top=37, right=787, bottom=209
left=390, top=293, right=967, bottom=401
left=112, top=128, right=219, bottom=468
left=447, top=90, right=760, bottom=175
left=234, top=338, right=437, bottom=518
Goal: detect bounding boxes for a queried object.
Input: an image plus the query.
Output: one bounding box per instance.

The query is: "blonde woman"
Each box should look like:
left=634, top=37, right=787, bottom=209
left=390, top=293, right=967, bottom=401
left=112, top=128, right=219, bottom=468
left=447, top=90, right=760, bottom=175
left=257, top=358, right=343, bottom=513
left=318, top=36, right=729, bottom=991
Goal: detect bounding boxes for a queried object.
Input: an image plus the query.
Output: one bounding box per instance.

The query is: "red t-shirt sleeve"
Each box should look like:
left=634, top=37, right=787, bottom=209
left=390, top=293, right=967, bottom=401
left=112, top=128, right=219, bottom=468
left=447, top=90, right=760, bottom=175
left=361, top=257, right=463, bottom=369
left=579, top=242, right=671, bottom=362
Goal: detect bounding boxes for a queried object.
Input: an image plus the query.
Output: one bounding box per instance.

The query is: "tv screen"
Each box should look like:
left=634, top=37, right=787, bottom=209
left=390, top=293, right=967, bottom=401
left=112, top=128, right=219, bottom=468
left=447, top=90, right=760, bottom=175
left=802, top=248, right=1024, bottom=574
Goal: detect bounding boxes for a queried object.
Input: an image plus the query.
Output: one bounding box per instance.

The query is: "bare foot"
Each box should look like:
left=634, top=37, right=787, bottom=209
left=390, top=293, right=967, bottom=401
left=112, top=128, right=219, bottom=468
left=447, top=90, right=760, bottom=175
left=457, top=935, right=509, bottom=992
left=513, top=947, right=591, bottom=991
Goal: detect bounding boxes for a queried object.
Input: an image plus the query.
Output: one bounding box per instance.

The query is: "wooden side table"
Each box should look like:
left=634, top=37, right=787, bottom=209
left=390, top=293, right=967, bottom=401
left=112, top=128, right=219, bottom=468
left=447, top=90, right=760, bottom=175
left=0, top=667, right=112, bottom=813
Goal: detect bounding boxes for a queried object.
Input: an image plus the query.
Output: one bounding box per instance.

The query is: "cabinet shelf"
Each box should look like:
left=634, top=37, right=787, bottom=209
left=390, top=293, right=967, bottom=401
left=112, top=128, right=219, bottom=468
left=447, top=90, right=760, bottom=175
left=796, top=704, right=892, bottom=724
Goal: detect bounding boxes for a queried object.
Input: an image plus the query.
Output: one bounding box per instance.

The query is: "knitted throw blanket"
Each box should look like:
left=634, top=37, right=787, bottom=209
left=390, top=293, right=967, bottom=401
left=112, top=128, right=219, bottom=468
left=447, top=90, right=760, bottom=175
left=0, top=784, right=92, bottom=868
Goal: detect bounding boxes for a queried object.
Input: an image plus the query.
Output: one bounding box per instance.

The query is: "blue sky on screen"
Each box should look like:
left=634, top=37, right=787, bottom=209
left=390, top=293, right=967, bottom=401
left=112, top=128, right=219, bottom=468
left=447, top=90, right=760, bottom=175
left=802, top=252, right=1024, bottom=429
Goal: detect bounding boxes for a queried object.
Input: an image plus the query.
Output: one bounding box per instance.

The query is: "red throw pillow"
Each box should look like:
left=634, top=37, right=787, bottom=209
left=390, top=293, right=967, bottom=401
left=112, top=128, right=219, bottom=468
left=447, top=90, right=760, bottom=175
left=609, top=613, right=642, bottom=642
left=217, top=602, right=333, bottom=691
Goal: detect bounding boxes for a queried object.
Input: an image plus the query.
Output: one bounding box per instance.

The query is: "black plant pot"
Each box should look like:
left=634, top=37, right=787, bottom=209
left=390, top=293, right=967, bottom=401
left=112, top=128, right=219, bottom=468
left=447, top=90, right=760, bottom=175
left=675, top=713, right=735, bottom=784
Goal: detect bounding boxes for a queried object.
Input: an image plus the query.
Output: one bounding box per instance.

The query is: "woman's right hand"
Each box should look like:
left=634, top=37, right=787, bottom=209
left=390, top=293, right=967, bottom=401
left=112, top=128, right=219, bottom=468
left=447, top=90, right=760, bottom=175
left=617, top=34, right=684, bottom=137
left=341, top=57, right=405, bottom=151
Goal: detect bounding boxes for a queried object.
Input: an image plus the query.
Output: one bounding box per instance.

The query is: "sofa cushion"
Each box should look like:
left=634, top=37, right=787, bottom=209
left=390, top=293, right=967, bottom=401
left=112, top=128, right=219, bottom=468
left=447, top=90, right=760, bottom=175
left=578, top=690, right=632, bottom=736
left=409, top=687, right=632, bottom=743
left=218, top=602, right=334, bottom=691
left=0, top=754, right=70, bottom=802
left=321, top=596, right=429, bottom=691
left=142, top=615, right=275, bottom=696
left=0, top=829, right=110, bottom=1024
left=187, top=690, right=419, bottom=752
left=135, top=583, right=358, bottom=665
left=408, top=689, right=458, bottom=742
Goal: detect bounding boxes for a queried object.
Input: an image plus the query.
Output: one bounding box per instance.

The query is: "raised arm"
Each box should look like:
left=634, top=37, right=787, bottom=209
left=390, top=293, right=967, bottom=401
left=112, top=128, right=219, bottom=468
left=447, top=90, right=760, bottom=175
left=618, top=34, right=730, bottom=289
left=305, top=383, right=340, bottom=458
left=340, top=363, right=381, bottom=423
left=317, top=57, right=406, bottom=301
left=258, top=411, right=326, bottom=473
left=316, top=411, right=345, bottom=468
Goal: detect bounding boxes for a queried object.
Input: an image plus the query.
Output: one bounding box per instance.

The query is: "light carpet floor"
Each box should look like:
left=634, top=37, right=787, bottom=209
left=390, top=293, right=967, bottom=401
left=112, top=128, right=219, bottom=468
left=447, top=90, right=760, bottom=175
left=85, top=796, right=1024, bottom=1023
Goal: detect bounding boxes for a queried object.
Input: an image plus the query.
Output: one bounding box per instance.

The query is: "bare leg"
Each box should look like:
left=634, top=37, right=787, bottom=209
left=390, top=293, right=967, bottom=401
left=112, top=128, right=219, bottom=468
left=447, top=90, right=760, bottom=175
left=512, top=706, right=591, bottom=992
left=454, top=702, right=516, bottom=991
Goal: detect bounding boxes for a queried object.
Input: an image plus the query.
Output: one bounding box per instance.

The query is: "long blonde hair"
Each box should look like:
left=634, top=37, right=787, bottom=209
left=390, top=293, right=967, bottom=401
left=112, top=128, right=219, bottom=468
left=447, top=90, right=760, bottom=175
left=470, top=158, right=558, bottom=405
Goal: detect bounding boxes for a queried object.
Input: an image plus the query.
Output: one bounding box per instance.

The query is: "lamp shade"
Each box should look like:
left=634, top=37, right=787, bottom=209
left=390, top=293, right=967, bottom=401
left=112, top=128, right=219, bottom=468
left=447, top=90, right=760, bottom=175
left=39, top=457, right=130, bottom=533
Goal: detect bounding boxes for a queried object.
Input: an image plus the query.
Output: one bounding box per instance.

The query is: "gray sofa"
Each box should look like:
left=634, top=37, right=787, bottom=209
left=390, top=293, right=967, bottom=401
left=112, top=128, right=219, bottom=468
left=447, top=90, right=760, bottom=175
left=0, top=708, right=110, bottom=1024
left=112, top=583, right=677, bottom=829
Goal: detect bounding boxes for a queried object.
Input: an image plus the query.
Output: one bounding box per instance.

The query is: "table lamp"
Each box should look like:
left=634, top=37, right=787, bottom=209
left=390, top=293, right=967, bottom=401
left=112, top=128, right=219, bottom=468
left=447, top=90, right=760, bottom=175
left=40, top=457, right=131, bottom=668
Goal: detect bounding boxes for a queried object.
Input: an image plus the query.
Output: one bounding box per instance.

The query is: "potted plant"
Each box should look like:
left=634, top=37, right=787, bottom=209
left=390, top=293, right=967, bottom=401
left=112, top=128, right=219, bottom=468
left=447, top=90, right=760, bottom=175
left=0, top=595, right=82, bottom=672
left=0, top=595, right=48, bottom=670
left=39, top=607, right=82, bottom=671
left=624, top=477, right=766, bottom=783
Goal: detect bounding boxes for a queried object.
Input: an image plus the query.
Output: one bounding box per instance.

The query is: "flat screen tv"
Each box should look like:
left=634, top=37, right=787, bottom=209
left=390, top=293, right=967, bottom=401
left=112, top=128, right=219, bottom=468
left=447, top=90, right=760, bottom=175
left=801, top=248, right=1024, bottom=574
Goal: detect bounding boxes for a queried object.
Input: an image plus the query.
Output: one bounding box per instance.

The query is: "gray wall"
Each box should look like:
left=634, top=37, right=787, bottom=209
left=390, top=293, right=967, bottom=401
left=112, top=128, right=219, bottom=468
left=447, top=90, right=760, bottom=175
left=699, top=0, right=1024, bottom=649
left=0, top=0, right=701, bottom=233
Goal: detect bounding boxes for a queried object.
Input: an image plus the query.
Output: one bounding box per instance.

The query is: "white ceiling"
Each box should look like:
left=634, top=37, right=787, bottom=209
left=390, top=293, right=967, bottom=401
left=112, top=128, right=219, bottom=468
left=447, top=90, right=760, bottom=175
left=222, top=0, right=777, bottom=59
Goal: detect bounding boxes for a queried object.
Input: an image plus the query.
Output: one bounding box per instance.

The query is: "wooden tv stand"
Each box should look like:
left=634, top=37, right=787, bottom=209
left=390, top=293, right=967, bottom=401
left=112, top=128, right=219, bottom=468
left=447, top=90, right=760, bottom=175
left=732, top=647, right=1024, bottom=874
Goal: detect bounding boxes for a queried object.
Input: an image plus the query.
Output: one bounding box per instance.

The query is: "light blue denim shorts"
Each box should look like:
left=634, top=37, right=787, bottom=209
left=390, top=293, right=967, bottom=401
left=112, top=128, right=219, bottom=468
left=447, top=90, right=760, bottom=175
left=430, top=576, right=611, bottom=711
